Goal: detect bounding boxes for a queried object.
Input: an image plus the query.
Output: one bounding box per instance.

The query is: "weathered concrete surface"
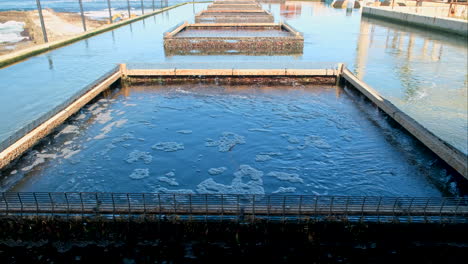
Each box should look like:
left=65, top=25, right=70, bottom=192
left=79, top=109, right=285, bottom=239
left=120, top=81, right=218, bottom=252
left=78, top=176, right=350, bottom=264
left=123, top=67, right=338, bottom=77
left=207, top=4, right=262, bottom=10
left=164, top=23, right=304, bottom=54
left=0, top=69, right=121, bottom=170
left=362, top=6, right=468, bottom=36
left=195, top=10, right=274, bottom=23
left=341, top=68, right=468, bottom=179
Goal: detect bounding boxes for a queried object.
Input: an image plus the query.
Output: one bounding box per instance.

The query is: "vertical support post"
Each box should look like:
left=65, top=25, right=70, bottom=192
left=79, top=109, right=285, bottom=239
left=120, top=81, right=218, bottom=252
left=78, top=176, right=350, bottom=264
left=221, top=194, right=224, bottom=222
left=392, top=0, right=395, bottom=9
left=17, top=193, right=23, bottom=216
left=158, top=194, right=162, bottom=221
left=49, top=193, right=54, bottom=216
left=252, top=194, right=256, bottom=223
left=152, top=0, right=155, bottom=11
left=107, top=0, right=113, bottom=24
left=111, top=193, right=116, bottom=220
left=189, top=194, right=193, bottom=221
left=298, top=195, right=303, bottom=223
left=126, top=193, right=131, bottom=219
left=2, top=193, right=9, bottom=216
left=35, top=0, right=48, bottom=43
left=78, top=0, right=87, bottom=32
left=141, top=0, right=145, bottom=15
left=65, top=193, right=70, bottom=219
left=127, top=0, right=132, bottom=18
left=33, top=193, right=39, bottom=216
left=143, top=193, right=147, bottom=218
left=79, top=193, right=84, bottom=218
left=204, top=194, right=208, bottom=222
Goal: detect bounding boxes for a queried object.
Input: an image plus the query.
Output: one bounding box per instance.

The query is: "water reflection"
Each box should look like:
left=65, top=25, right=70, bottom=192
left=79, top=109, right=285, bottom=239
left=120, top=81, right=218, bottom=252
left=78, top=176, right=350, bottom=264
left=280, top=2, right=302, bottom=18
left=352, top=15, right=467, bottom=153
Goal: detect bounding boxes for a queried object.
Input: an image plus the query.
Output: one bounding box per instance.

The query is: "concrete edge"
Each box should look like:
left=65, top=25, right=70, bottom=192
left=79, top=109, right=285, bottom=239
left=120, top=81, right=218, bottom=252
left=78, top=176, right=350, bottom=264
left=362, top=6, right=468, bottom=37
left=341, top=68, right=468, bottom=179
left=0, top=1, right=212, bottom=69
left=0, top=69, right=121, bottom=170
left=123, top=67, right=337, bottom=76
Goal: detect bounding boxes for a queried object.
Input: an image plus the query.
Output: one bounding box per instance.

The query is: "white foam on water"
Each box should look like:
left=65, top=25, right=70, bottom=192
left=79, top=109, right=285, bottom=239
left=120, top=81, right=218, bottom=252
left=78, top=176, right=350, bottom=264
left=94, top=119, right=127, bottom=140
left=205, top=132, right=245, bottom=152
left=255, top=154, right=272, bottom=162
left=281, top=134, right=300, bottom=144
left=95, top=111, right=113, bottom=124
left=165, top=171, right=175, bottom=177
left=267, top=171, right=304, bottom=183
left=152, top=142, right=184, bottom=152
left=273, top=187, right=296, bottom=194
left=57, top=125, right=80, bottom=135
left=248, top=128, right=272, bottom=133
left=153, top=187, right=195, bottom=194
left=208, top=167, right=227, bottom=175
left=61, top=148, right=80, bottom=159
left=197, top=165, right=264, bottom=194
left=126, top=150, right=152, bottom=164
left=129, top=168, right=150, bottom=180
left=176, top=130, right=193, bottom=134
left=0, top=21, right=27, bottom=43
left=158, top=176, right=179, bottom=186
left=304, top=135, right=331, bottom=149
left=21, top=153, right=56, bottom=172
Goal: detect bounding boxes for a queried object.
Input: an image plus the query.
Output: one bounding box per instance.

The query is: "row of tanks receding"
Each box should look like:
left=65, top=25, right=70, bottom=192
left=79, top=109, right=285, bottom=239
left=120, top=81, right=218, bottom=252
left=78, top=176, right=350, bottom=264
left=164, top=0, right=304, bottom=55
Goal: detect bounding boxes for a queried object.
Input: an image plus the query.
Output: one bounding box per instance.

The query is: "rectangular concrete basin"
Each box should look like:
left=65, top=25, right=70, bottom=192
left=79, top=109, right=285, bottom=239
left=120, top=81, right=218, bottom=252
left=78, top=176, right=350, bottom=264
left=164, top=22, right=304, bottom=55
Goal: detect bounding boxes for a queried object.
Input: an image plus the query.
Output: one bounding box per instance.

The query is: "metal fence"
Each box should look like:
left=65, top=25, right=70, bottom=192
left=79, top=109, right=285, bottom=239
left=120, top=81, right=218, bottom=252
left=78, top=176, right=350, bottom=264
left=1, top=192, right=467, bottom=223
left=0, top=65, right=120, bottom=153
left=32, top=0, right=180, bottom=43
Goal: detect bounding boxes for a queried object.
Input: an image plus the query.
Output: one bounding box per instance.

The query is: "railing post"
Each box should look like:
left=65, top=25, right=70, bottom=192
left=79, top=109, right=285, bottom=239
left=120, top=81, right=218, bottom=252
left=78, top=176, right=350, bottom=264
left=111, top=193, right=116, bottom=220
left=439, top=198, right=446, bottom=222
left=298, top=195, right=303, bottom=222
left=143, top=193, right=147, bottom=218
left=252, top=195, right=256, bottom=222
left=35, top=0, right=48, bottom=43
left=407, top=198, right=415, bottom=223
left=127, top=0, right=132, bottom=18
left=17, top=193, right=23, bottom=216
left=173, top=194, right=177, bottom=217
left=141, top=0, right=145, bottom=15
left=65, top=193, right=70, bottom=219
left=267, top=196, right=271, bottom=221
left=392, top=197, right=400, bottom=222
left=282, top=196, right=286, bottom=223
left=205, top=194, right=208, bottom=222
left=78, top=0, right=87, bottom=32
left=48, top=193, right=54, bottom=216
left=106, top=0, right=113, bottom=24
left=126, top=193, right=131, bottom=219
left=2, top=193, right=9, bottom=216
left=314, top=196, right=318, bottom=221
left=423, top=198, right=431, bottom=223
left=360, top=197, right=367, bottom=222
left=33, top=193, right=39, bottom=216
left=376, top=197, right=382, bottom=223
left=221, top=194, right=224, bottom=221
left=158, top=194, right=162, bottom=221
left=79, top=193, right=84, bottom=218
left=189, top=194, right=193, bottom=221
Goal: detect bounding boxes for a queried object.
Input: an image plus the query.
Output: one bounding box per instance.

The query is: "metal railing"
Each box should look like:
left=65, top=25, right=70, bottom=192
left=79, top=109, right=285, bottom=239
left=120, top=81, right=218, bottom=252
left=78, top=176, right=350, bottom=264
left=33, top=0, right=177, bottom=43
left=1, top=192, right=467, bottom=223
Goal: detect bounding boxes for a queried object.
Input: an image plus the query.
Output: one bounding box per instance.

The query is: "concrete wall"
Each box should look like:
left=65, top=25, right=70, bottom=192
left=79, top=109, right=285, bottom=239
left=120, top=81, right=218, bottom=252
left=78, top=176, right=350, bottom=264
left=362, top=7, right=468, bottom=36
